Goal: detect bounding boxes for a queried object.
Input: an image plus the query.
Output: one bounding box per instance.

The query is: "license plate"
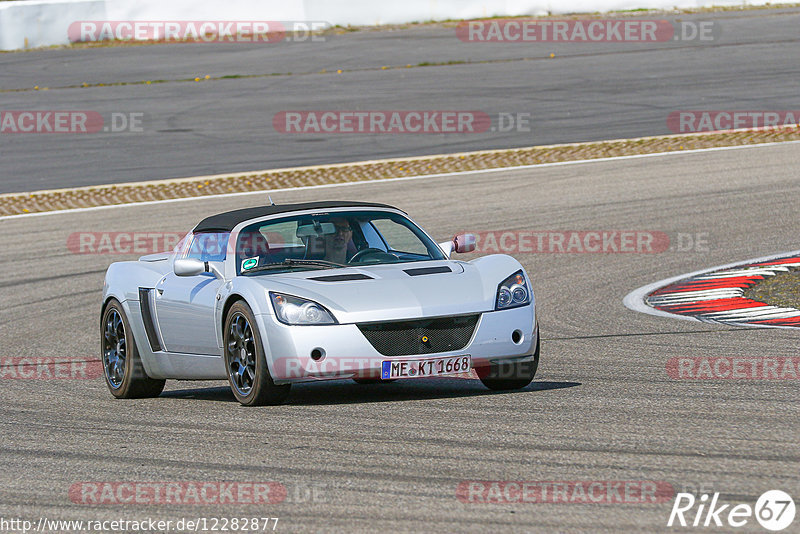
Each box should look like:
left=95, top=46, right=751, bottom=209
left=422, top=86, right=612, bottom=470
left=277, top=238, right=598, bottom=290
left=381, top=355, right=471, bottom=380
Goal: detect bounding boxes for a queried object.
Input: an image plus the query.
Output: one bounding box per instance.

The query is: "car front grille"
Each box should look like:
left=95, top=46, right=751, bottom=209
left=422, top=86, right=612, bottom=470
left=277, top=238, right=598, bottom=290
left=357, top=314, right=480, bottom=356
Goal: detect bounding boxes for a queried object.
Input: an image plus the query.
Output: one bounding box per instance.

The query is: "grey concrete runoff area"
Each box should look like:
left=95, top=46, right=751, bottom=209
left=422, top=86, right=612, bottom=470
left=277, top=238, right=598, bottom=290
left=0, top=8, right=800, bottom=193
left=1, top=143, right=799, bottom=532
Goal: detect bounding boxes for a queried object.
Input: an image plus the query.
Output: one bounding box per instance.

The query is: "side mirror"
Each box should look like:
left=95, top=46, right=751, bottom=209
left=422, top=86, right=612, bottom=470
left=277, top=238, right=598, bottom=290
left=439, top=233, right=476, bottom=258
left=174, top=258, right=224, bottom=279
left=174, top=258, right=205, bottom=277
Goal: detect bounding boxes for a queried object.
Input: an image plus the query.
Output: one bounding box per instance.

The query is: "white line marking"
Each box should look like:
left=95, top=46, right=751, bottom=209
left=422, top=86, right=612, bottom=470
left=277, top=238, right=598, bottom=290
left=704, top=306, right=781, bottom=317
left=694, top=268, right=790, bottom=279
left=648, top=288, right=744, bottom=299
left=703, top=308, right=800, bottom=320
left=647, top=293, right=744, bottom=305
left=623, top=250, right=800, bottom=328
left=2, top=139, right=799, bottom=221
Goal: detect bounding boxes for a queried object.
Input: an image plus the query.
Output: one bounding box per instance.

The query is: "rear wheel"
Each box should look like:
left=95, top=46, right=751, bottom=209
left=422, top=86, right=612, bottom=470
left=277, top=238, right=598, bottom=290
left=477, top=329, right=540, bottom=391
left=101, top=299, right=165, bottom=399
left=224, top=301, right=290, bottom=406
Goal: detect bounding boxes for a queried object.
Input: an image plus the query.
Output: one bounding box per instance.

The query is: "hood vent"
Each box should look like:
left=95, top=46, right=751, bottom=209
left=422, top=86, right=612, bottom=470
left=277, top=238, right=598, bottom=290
left=404, top=266, right=452, bottom=276
left=309, top=273, right=373, bottom=282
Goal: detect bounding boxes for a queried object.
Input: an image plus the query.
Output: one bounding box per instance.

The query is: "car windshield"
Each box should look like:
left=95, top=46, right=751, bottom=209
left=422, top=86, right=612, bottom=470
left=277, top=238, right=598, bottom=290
left=236, top=210, right=446, bottom=274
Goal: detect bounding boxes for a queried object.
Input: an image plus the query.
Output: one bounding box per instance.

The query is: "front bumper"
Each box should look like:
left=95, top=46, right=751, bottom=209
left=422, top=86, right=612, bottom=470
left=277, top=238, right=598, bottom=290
left=256, top=305, right=537, bottom=384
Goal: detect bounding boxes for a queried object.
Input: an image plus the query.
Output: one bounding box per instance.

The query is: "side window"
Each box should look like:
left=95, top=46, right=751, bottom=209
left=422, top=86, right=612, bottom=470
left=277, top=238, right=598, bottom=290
left=185, top=232, right=229, bottom=262
left=371, top=219, right=429, bottom=255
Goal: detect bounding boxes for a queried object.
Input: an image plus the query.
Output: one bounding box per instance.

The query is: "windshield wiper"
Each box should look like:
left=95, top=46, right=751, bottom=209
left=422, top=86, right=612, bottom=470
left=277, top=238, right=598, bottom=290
left=244, top=258, right=348, bottom=274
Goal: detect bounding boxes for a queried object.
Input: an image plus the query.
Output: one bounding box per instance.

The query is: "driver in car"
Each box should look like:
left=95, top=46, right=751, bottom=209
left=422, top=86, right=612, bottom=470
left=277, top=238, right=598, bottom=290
left=322, top=217, right=353, bottom=264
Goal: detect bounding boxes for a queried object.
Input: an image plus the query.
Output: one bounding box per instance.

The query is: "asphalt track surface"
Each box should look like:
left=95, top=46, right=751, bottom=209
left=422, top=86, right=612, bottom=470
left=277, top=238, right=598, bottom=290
left=2, top=8, right=800, bottom=193
left=1, top=143, right=799, bottom=532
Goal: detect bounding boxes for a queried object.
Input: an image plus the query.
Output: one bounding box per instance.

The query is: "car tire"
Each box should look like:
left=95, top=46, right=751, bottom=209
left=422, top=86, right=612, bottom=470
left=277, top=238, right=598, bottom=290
left=476, top=328, right=540, bottom=391
left=224, top=301, right=290, bottom=406
left=101, top=299, right=166, bottom=399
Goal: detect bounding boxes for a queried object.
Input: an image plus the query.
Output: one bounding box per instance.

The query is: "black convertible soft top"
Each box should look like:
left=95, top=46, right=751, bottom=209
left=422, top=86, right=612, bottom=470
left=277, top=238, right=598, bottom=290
left=193, top=201, right=402, bottom=233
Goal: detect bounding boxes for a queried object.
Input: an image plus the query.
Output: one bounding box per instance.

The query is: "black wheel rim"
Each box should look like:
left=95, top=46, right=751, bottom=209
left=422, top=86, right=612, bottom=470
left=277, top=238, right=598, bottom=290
left=102, top=309, right=126, bottom=389
left=227, top=312, right=257, bottom=396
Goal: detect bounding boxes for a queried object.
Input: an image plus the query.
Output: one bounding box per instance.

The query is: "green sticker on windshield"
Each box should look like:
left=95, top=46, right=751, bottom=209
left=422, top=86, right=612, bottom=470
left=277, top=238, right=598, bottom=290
left=242, top=258, right=258, bottom=270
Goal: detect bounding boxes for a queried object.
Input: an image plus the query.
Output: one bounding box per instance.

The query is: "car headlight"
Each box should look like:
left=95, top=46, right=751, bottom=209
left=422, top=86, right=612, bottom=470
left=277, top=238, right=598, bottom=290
left=269, top=292, right=337, bottom=325
left=495, top=270, right=531, bottom=310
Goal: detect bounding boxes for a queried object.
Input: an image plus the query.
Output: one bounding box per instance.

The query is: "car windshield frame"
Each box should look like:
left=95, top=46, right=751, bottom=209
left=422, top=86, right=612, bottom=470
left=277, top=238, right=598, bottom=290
left=234, top=210, right=446, bottom=275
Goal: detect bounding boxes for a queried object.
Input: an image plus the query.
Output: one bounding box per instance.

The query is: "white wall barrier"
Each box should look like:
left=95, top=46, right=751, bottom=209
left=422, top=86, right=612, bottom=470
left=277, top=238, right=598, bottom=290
left=0, top=0, right=771, bottom=51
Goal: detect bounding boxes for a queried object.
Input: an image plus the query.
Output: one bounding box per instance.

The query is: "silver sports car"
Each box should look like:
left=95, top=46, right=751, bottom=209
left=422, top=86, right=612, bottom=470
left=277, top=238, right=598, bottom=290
left=101, top=201, right=540, bottom=405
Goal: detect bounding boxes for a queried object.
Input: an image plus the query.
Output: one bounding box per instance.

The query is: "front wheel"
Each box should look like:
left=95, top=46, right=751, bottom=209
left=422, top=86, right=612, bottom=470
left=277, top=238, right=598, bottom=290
left=476, top=330, right=540, bottom=391
left=101, top=299, right=166, bottom=399
left=224, top=301, right=290, bottom=406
